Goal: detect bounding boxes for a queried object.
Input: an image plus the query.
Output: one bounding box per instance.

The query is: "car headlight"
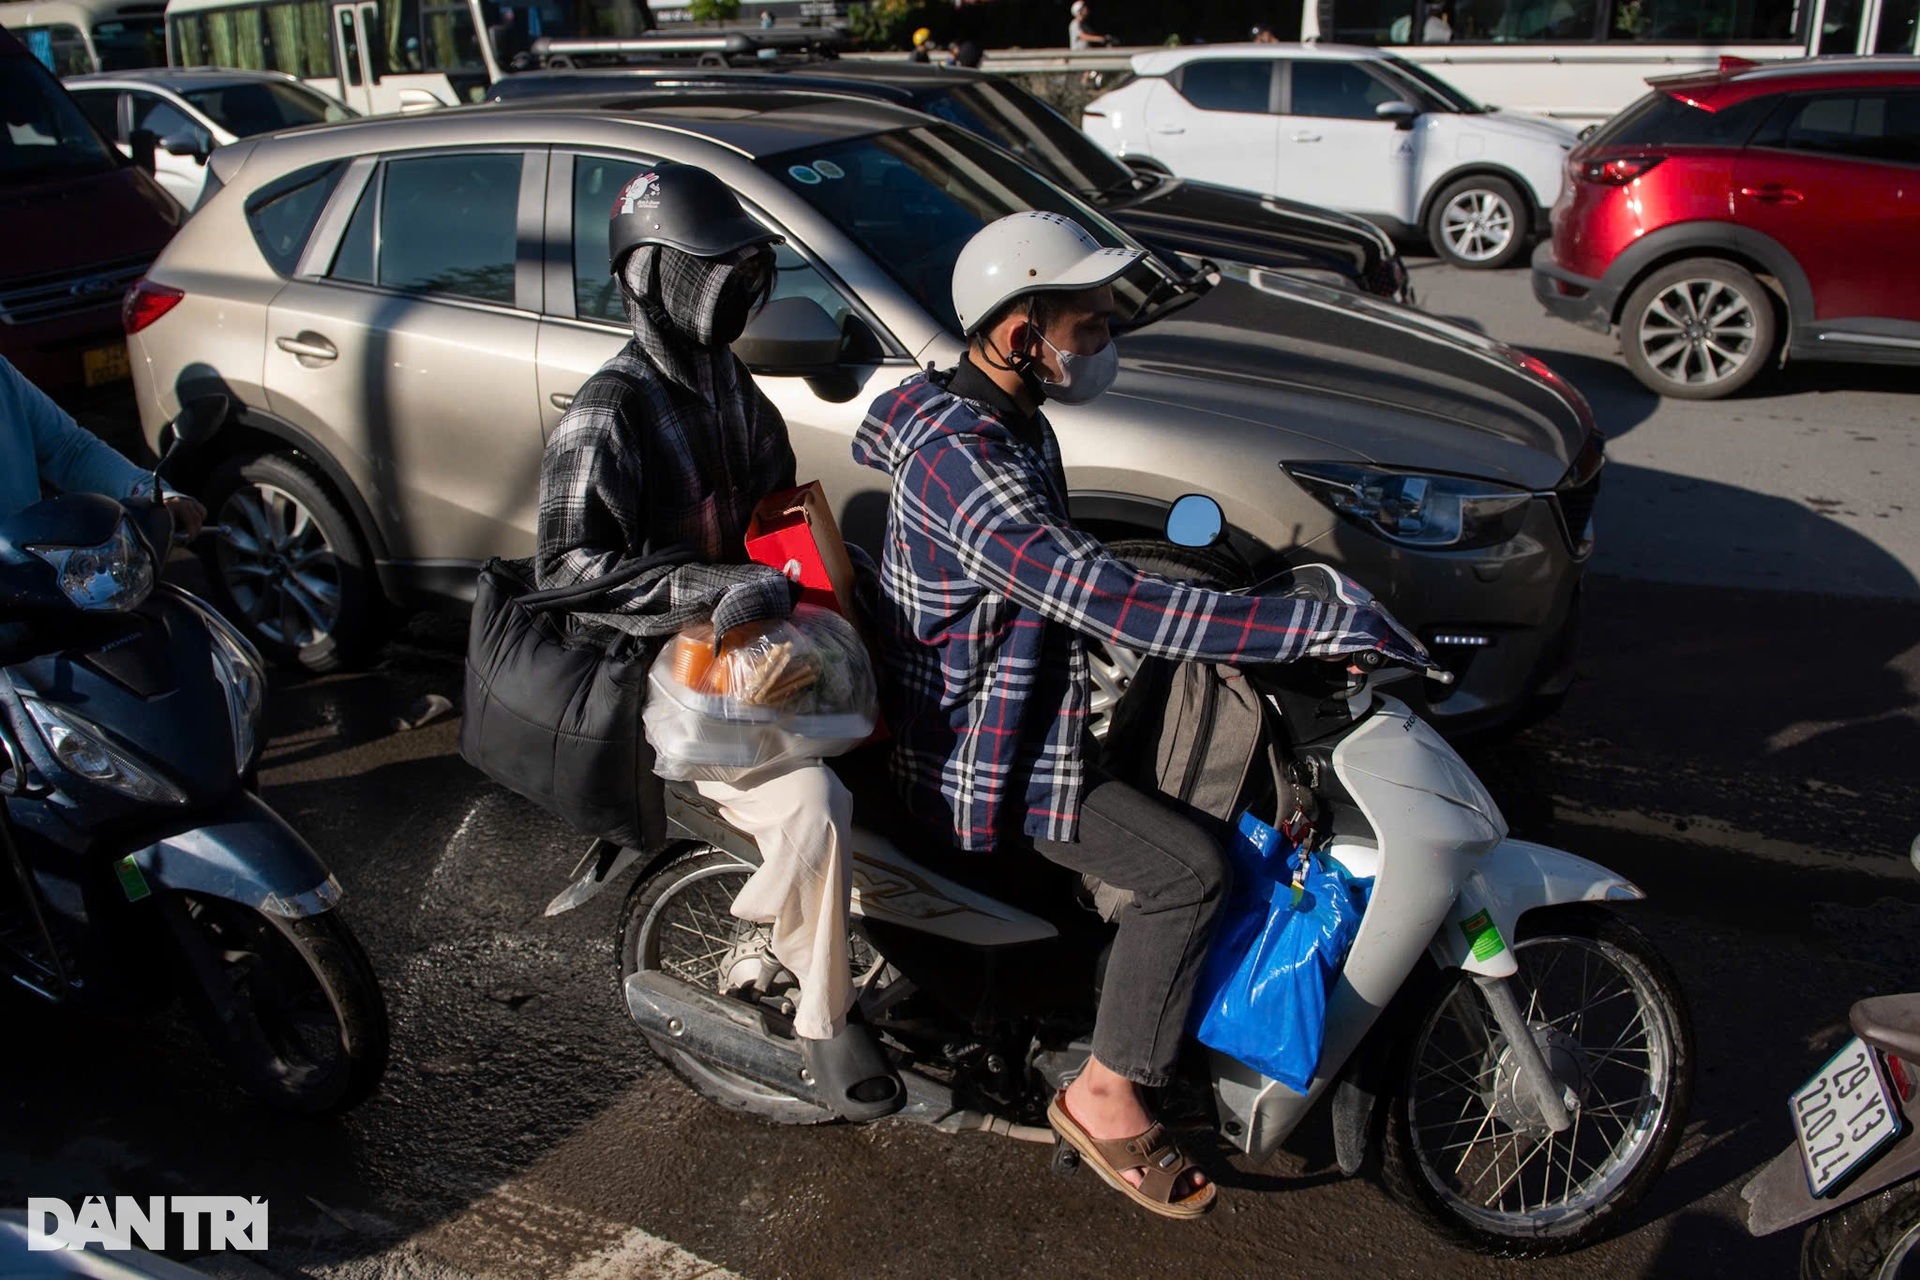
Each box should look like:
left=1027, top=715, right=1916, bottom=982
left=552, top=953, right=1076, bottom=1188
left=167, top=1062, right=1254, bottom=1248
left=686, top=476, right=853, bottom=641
left=177, top=593, right=265, bottom=771
left=19, top=696, right=186, bottom=804
left=1285, top=463, right=1533, bottom=550
left=26, top=519, right=154, bottom=611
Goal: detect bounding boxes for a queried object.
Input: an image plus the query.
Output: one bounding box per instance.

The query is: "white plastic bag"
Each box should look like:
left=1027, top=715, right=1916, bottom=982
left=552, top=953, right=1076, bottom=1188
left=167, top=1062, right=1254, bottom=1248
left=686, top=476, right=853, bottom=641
left=643, top=604, right=878, bottom=782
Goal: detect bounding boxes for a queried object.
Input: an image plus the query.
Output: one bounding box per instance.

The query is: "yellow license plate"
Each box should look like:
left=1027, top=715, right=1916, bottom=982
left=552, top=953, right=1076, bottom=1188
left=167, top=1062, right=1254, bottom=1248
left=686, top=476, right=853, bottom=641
left=82, top=343, right=130, bottom=387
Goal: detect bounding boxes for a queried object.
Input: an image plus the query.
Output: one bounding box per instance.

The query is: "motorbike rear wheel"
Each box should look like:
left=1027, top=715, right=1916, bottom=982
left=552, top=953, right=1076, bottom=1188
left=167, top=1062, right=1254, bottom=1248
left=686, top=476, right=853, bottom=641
left=619, top=846, right=844, bottom=1125
left=172, top=894, right=390, bottom=1114
left=1802, top=1183, right=1920, bottom=1279
left=1380, top=906, right=1694, bottom=1256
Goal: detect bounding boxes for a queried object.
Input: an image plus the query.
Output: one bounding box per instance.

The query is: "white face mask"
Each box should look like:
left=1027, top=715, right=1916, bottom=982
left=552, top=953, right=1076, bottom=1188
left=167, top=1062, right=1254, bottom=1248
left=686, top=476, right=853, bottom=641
left=1038, top=334, right=1120, bottom=404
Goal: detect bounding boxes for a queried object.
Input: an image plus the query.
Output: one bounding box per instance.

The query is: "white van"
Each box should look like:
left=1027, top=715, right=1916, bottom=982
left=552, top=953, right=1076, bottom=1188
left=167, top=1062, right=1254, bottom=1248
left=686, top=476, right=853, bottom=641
left=0, top=0, right=166, bottom=74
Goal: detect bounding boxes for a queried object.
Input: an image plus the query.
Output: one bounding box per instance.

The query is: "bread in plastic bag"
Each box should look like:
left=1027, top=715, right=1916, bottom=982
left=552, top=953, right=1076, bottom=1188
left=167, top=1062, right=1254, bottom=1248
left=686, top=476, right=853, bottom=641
left=643, top=603, right=877, bottom=781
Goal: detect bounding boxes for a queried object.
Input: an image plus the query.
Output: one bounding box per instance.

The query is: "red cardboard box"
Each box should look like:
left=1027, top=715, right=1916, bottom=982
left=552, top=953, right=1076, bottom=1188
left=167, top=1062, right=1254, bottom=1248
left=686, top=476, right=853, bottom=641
left=745, top=481, right=860, bottom=620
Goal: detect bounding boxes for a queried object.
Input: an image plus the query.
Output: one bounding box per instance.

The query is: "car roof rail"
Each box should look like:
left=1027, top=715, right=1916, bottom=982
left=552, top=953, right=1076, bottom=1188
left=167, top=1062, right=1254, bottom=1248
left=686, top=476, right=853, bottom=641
left=529, top=26, right=846, bottom=68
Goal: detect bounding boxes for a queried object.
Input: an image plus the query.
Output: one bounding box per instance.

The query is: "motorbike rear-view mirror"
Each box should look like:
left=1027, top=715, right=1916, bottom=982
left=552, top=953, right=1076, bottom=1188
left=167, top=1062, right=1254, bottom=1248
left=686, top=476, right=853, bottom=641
left=1165, top=494, right=1225, bottom=549
left=170, top=395, right=229, bottom=451
left=733, top=297, right=842, bottom=376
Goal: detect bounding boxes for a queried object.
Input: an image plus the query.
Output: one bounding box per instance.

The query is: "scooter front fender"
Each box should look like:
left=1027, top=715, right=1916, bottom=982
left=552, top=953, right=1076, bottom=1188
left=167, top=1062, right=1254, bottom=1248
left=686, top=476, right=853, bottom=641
left=1436, top=838, right=1645, bottom=979
left=126, top=789, right=341, bottom=918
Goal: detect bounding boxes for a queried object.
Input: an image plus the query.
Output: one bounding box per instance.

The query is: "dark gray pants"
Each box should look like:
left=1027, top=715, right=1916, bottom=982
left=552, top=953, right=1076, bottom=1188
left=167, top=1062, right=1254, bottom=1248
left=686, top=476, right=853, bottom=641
left=1034, top=773, right=1230, bottom=1089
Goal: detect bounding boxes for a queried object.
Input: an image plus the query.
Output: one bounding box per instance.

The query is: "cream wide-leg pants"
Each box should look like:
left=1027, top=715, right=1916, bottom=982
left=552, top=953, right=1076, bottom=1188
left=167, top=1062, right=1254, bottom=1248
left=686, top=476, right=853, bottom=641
left=692, top=761, right=855, bottom=1041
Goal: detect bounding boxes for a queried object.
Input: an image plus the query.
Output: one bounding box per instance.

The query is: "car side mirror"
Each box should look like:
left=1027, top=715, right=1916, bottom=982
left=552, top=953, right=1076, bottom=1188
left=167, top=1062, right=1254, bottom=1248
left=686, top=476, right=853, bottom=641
left=1376, top=101, right=1418, bottom=130
left=733, top=297, right=842, bottom=376
left=129, top=127, right=157, bottom=174
left=159, top=132, right=212, bottom=161
left=1164, top=494, right=1224, bottom=549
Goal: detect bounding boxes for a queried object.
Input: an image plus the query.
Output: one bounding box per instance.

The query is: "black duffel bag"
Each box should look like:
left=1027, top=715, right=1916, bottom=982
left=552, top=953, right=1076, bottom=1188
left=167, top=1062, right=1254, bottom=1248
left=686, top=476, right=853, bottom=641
left=460, top=550, right=694, bottom=851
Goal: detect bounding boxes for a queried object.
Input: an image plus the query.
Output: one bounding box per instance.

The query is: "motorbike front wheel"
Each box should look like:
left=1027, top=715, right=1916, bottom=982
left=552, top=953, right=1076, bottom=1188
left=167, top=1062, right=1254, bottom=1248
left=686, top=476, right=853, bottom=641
left=1803, top=1183, right=1920, bottom=1279
left=171, top=893, right=390, bottom=1115
left=1380, top=905, right=1695, bottom=1256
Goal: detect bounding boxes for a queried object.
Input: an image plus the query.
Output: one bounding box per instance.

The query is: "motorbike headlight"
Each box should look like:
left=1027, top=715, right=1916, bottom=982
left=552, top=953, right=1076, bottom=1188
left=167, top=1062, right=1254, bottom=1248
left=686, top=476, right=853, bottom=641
left=26, top=520, right=154, bottom=611
left=202, top=604, right=265, bottom=771
left=1285, top=464, right=1534, bottom=551
left=19, top=696, right=186, bottom=804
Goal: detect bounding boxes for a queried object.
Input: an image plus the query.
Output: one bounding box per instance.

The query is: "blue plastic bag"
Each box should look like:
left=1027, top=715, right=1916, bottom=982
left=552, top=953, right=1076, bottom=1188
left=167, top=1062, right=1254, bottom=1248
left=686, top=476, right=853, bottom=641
left=1190, top=811, right=1370, bottom=1094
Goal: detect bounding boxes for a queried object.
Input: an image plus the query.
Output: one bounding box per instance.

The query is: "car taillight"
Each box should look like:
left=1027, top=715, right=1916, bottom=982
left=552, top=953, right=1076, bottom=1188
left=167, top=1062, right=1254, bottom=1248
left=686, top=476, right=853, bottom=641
left=1577, top=156, right=1664, bottom=186
left=122, top=279, right=184, bottom=335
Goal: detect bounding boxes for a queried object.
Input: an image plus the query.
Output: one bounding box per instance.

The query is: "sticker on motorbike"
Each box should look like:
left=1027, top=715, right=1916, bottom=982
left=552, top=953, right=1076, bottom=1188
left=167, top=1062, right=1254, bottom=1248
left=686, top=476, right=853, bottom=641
left=1794, top=1035, right=1905, bottom=1197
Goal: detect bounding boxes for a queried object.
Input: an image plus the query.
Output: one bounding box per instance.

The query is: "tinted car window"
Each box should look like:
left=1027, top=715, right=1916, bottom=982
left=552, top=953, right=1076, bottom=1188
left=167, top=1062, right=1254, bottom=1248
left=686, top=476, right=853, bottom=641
left=91, top=17, right=166, bottom=70
left=329, top=172, right=376, bottom=283
left=1175, top=60, right=1272, bottom=113
left=245, top=159, right=346, bottom=274
left=1751, top=92, right=1920, bottom=163
left=378, top=153, right=522, bottom=302
left=571, top=153, right=640, bottom=321
left=920, top=80, right=1136, bottom=195
left=761, top=126, right=1185, bottom=334
left=184, top=80, right=353, bottom=135
left=129, top=92, right=207, bottom=148
left=1588, top=89, right=1775, bottom=147
left=0, top=50, right=119, bottom=179
left=71, top=87, right=121, bottom=141
left=1290, top=61, right=1402, bottom=119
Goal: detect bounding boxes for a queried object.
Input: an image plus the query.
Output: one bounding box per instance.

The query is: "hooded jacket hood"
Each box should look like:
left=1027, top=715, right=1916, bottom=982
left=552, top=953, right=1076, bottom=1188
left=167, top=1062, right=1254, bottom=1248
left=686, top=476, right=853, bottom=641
left=621, top=243, right=769, bottom=393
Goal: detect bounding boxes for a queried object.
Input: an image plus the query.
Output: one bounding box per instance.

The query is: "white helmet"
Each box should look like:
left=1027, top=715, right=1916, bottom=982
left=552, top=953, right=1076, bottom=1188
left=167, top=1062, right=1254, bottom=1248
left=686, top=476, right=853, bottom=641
left=951, top=212, right=1144, bottom=337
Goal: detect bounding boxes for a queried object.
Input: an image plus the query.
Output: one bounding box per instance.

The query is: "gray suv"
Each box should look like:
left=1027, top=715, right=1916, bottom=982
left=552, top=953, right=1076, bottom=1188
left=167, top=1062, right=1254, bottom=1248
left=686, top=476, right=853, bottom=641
left=127, top=91, right=1600, bottom=731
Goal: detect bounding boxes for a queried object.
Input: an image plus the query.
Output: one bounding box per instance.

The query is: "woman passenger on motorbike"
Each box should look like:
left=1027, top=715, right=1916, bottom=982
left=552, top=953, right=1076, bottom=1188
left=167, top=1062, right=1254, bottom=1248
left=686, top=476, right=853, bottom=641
left=533, top=163, right=900, bottom=1121
left=853, top=213, right=1426, bottom=1218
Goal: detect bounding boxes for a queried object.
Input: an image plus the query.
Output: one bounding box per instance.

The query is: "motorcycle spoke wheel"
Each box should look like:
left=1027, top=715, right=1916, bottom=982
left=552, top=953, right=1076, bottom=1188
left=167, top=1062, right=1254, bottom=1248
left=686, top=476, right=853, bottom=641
left=1383, top=908, right=1693, bottom=1256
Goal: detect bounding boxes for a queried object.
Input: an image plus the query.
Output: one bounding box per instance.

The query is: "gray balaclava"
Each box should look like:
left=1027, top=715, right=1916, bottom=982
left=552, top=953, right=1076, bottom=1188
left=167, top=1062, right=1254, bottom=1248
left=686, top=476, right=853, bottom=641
left=621, top=242, right=773, bottom=394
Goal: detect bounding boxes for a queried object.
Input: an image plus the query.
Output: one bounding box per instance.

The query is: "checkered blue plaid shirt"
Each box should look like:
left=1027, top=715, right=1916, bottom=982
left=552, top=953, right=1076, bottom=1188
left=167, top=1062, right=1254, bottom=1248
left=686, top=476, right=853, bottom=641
left=854, top=365, right=1399, bottom=851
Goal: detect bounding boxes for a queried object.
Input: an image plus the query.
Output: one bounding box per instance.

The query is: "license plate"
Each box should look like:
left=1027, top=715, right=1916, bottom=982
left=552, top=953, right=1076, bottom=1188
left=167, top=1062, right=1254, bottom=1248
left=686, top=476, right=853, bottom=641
left=1793, top=1036, right=1905, bottom=1197
left=82, top=343, right=130, bottom=387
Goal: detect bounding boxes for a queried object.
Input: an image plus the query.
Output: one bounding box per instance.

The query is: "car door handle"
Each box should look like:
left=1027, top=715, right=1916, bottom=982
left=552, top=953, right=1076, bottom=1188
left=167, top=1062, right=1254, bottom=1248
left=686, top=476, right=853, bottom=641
left=1291, top=131, right=1323, bottom=143
left=1151, top=125, right=1185, bottom=135
left=1738, top=185, right=1803, bottom=204
left=550, top=392, right=574, bottom=410
left=275, top=333, right=338, bottom=363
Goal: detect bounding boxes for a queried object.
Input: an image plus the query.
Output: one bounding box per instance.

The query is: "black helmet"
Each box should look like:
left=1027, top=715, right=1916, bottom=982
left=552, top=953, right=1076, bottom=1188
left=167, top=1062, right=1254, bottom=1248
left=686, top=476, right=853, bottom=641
left=607, top=162, right=782, bottom=273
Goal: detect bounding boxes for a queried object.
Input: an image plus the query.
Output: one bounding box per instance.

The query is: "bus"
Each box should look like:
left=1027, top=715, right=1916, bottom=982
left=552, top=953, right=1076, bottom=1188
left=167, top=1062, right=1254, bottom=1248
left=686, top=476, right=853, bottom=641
left=1, top=0, right=166, bottom=74
left=1302, top=0, right=1920, bottom=122
left=159, top=0, right=833, bottom=113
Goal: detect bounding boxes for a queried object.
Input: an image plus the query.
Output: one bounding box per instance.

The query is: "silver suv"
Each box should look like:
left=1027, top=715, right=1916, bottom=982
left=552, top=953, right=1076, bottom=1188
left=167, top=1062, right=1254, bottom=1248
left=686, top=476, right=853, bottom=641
left=127, top=92, right=1601, bottom=731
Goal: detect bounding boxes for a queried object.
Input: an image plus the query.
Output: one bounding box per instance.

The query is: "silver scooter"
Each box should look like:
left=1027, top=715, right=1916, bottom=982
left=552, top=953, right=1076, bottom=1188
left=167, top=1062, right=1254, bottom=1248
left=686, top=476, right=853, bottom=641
left=563, top=495, right=1694, bottom=1255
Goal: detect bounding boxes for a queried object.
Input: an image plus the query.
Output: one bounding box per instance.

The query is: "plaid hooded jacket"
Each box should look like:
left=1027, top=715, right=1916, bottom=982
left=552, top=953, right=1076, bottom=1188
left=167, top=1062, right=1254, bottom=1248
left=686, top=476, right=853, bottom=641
left=853, top=364, right=1403, bottom=852
left=535, top=245, right=796, bottom=642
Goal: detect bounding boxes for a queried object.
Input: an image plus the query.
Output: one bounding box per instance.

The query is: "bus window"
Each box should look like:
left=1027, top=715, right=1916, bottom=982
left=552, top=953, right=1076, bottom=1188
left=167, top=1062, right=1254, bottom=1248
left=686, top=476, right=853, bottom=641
left=171, top=1, right=336, bottom=79
left=1875, top=0, right=1917, bottom=50
left=338, top=5, right=362, bottom=83
left=90, top=17, right=164, bottom=68
left=1446, top=0, right=1598, bottom=40
left=1324, top=0, right=1418, bottom=42
left=1606, top=0, right=1802, bottom=40
left=20, top=23, right=91, bottom=74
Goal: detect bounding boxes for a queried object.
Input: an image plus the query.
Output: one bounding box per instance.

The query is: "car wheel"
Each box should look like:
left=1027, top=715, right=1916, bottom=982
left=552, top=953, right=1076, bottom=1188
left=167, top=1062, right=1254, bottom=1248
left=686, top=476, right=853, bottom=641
left=1428, top=175, right=1531, bottom=270
left=201, top=452, right=380, bottom=673
left=1618, top=259, right=1777, bottom=400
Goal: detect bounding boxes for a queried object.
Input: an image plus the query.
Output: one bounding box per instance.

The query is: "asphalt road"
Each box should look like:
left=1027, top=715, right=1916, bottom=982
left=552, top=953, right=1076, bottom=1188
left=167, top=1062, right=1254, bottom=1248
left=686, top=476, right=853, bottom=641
left=6, top=260, right=1920, bottom=1280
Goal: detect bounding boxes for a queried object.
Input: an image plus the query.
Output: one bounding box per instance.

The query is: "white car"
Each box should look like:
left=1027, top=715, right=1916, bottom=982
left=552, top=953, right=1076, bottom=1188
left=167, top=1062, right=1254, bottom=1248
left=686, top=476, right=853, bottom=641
left=1083, top=43, right=1579, bottom=269
left=65, top=66, right=354, bottom=208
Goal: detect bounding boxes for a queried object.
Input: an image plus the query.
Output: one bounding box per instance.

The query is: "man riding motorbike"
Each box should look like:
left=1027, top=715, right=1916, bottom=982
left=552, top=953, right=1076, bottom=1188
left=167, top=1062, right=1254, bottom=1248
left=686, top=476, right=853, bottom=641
left=1, top=354, right=205, bottom=531
left=852, top=212, right=1426, bottom=1218
left=533, top=163, right=901, bottom=1122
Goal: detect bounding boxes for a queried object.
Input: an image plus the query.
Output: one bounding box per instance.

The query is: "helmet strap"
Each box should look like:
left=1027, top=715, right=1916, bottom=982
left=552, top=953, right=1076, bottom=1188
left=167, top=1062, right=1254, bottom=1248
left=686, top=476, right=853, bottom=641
left=974, top=298, right=1050, bottom=401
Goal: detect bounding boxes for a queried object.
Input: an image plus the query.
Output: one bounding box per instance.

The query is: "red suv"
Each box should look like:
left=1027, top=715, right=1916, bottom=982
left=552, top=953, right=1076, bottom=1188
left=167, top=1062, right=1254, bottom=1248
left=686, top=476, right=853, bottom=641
left=1533, top=58, right=1920, bottom=400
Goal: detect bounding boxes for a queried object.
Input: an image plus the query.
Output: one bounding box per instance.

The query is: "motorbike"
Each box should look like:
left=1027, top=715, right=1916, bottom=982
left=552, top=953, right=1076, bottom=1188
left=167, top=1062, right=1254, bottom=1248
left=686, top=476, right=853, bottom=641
left=551, top=495, right=1695, bottom=1255
left=0, top=396, right=388, bottom=1115
left=1742, top=837, right=1920, bottom=1278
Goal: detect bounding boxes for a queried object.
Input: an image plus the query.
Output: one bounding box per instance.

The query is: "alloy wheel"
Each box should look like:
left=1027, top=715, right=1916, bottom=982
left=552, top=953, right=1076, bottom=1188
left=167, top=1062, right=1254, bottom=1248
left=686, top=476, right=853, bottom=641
left=216, top=481, right=342, bottom=650
left=1635, top=278, right=1758, bottom=388
left=1440, top=190, right=1517, bottom=264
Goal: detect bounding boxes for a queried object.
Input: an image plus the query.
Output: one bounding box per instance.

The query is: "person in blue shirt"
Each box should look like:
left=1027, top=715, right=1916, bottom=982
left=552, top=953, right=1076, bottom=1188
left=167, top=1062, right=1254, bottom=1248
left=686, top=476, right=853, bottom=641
left=0, top=356, right=205, bottom=534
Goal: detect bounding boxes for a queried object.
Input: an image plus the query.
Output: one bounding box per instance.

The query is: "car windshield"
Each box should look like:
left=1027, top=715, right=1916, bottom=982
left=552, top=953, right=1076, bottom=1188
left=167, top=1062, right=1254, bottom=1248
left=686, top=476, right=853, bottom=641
left=183, top=80, right=356, bottom=135
left=1379, top=55, right=1484, bottom=113
left=759, top=124, right=1195, bottom=335
left=0, top=52, right=119, bottom=180
left=917, top=79, right=1139, bottom=197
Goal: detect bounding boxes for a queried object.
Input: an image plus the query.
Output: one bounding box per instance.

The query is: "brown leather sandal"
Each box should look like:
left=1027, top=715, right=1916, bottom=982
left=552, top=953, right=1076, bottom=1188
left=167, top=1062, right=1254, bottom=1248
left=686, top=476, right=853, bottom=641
left=1047, top=1092, right=1218, bottom=1220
